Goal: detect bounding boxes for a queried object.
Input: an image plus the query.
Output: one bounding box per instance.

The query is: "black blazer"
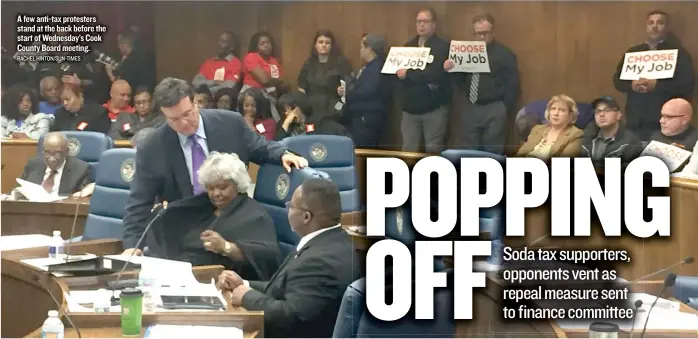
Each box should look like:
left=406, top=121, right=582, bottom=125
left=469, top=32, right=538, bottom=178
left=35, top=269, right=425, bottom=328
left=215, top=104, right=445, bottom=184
left=242, top=227, right=360, bottom=338
left=51, top=101, right=112, bottom=134
left=122, top=109, right=288, bottom=249
left=19, top=156, right=92, bottom=195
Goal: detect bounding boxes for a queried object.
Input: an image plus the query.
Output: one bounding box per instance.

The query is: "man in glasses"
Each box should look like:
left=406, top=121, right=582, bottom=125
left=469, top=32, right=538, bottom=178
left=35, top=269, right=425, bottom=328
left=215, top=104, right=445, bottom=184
left=581, top=96, right=643, bottom=169
left=444, top=13, right=520, bottom=154
left=648, top=98, right=698, bottom=151
left=16, top=132, right=92, bottom=198
left=217, top=178, right=359, bottom=337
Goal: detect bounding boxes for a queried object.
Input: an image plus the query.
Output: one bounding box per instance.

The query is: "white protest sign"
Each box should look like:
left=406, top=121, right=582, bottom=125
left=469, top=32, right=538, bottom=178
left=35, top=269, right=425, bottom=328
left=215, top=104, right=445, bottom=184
left=640, top=140, right=692, bottom=172
left=381, top=47, right=432, bottom=74
left=620, top=49, right=678, bottom=80
left=448, top=41, right=490, bottom=73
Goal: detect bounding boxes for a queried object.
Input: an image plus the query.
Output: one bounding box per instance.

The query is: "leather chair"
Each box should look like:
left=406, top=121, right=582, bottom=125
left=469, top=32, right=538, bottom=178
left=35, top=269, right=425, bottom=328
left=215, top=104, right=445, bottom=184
left=333, top=269, right=456, bottom=338
left=253, top=163, right=330, bottom=257
left=674, top=275, right=698, bottom=310
left=38, top=131, right=114, bottom=180
left=281, top=135, right=361, bottom=212
left=78, top=148, right=136, bottom=241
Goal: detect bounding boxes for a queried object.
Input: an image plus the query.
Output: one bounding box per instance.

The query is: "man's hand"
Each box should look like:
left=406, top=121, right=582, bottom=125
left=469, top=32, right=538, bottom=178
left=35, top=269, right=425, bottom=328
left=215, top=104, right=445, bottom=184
left=230, top=285, right=250, bottom=306
left=644, top=78, right=657, bottom=92
left=631, top=80, right=647, bottom=93
left=151, top=201, right=168, bottom=213
left=281, top=152, right=308, bottom=173
left=72, top=183, right=95, bottom=198
left=62, top=74, right=81, bottom=86
left=443, top=60, right=455, bottom=71
left=396, top=69, right=407, bottom=79
left=217, top=270, right=243, bottom=291
left=121, top=248, right=143, bottom=256
left=201, top=230, right=226, bottom=254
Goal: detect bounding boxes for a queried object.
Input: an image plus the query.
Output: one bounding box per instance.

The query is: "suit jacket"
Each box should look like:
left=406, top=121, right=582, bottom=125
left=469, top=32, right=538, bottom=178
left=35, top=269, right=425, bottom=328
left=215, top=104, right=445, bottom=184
left=516, top=124, right=584, bottom=158
left=243, top=227, right=360, bottom=338
left=107, top=111, right=165, bottom=140
left=122, top=109, right=287, bottom=249
left=20, top=156, right=92, bottom=195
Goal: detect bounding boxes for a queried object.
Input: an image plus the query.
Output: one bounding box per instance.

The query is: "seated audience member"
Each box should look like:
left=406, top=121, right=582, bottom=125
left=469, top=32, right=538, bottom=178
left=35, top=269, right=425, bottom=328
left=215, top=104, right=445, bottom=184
left=109, top=86, right=164, bottom=140
left=216, top=178, right=359, bottom=338
left=38, top=76, right=63, bottom=114
left=103, top=79, right=134, bottom=121
left=276, top=90, right=349, bottom=140
left=242, top=32, right=286, bottom=94
left=648, top=98, right=698, bottom=150
left=1, top=84, right=53, bottom=139
left=298, top=30, right=352, bottom=120
left=194, top=85, right=213, bottom=109
left=515, top=100, right=595, bottom=137
left=213, top=87, right=239, bottom=111
left=581, top=96, right=643, bottom=169
left=613, top=11, right=695, bottom=141
left=239, top=87, right=276, bottom=140
left=130, top=127, right=155, bottom=149
left=156, top=152, right=281, bottom=280
left=341, top=34, right=390, bottom=148
left=51, top=83, right=112, bottom=134
left=106, top=31, right=156, bottom=91
left=516, top=94, right=583, bottom=159
left=192, top=31, right=242, bottom=96
left=17, top=132, right=92, bottom=196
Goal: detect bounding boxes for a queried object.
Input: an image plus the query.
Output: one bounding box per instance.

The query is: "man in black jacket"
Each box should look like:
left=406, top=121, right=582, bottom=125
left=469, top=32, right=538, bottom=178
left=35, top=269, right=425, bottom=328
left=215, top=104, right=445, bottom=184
left=217, top=178, right=359, bottom=338
left=581, top=96, right=643, bottom=169
left=613, top=10, right=696, bottom=141
left=397, top=8, right=450, bottom=153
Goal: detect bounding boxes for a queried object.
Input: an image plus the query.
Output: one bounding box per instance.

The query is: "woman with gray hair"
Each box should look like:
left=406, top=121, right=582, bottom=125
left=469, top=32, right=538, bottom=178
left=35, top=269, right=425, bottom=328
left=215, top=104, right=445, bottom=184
left=151, top=152, right=281, bottom=280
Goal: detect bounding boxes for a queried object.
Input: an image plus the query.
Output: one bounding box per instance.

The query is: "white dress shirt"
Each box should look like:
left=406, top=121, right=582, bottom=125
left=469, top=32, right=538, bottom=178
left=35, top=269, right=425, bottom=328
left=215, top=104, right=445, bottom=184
left=42, top=160, right=66, bottom=196
left=177, top=114, right=210, bottom=185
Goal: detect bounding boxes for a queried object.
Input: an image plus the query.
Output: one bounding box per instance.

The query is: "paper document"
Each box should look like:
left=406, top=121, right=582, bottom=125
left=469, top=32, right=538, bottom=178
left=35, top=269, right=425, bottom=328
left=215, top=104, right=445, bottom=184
left=15, top=178, right=66, bottom=202
left=104, top=255, right=199, bottom=286
left=146, top=325, right=243, bottom=339
left=346, top=225, right=366, bottom=234
left=21, top=254, right=98, bottom=277
left=640, top=141, right=692, bottom=172
left=0, top=234, right=53, bottom=251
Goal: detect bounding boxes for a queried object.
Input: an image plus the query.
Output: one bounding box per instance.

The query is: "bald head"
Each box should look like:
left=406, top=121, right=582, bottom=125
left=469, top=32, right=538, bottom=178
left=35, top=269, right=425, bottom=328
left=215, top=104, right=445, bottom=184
left=660, top=98, right=693, bottom=136
left=110, top=80, right=132, bottom=108
left=42, top=132, right=69, bottom=170
left=40, top=76, right=61, bottom=104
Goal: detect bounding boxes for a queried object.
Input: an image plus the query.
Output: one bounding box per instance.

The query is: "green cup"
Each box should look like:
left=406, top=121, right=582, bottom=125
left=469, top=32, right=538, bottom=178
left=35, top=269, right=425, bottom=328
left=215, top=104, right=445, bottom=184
left=120, top=288, right=143, bottom=336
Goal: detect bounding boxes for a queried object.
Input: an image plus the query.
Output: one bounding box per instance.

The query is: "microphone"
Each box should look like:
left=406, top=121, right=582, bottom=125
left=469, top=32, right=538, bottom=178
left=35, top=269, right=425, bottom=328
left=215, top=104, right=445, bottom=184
left=627, top=257, right=693, bottom=285
left=33, top=272, right=82, bottom=338
left=64, top=201, right=82, bottom=263
left=639, top=273, right=677, bottom=338
left=107, top=205, right=167, bottom=302
left=629, top=299, right=643, bottom=338
left=528, top=233, right=550, bottom=248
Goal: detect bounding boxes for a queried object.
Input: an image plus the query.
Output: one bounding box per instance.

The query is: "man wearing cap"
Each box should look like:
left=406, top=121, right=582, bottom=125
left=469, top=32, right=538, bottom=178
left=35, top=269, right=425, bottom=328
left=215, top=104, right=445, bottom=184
left=339, top=34, right=390, bottom=148
left=581, top=96, right=643, bottom=169
left=648, top=98, right=698, bottom=151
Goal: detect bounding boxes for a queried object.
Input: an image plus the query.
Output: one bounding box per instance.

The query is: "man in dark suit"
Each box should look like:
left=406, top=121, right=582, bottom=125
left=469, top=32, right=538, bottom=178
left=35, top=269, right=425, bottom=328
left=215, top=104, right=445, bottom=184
left=18, top=132, right=92, bottom=196
left=122, top=77, right=308, bottom=255
left=217, top=178, right=359, bottom=338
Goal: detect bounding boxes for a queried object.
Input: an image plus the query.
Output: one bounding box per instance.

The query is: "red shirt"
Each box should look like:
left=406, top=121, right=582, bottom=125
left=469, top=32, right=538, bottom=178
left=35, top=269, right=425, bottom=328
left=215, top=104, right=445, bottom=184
left=103, top=101, right=134, bottom=122
left=198, top=56, right=242, bottom=83
left=253, top=118, right=276, bottom=141
left=243, top=52, right=283, bottom=89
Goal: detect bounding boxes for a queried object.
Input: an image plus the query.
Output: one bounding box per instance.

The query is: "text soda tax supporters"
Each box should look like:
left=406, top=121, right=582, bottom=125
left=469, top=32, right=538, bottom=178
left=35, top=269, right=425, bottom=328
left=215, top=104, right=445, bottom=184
left=504, top=247, right=630, bottom=264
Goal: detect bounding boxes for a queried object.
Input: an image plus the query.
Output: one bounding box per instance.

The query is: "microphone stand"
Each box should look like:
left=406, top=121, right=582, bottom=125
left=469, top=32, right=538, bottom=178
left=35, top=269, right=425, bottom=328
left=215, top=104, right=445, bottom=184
left=639, top=273, right=677, bottom=338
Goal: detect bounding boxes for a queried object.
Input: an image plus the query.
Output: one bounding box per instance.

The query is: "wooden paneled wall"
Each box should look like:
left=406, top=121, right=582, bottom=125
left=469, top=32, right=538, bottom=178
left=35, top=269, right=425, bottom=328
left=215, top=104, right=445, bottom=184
left=153, top=1, right=698, bottom=149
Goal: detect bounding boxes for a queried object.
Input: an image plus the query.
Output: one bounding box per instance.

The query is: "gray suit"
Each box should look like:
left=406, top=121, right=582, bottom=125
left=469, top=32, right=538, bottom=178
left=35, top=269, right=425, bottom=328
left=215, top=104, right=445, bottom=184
left=20, top=156, right=92, bottom=195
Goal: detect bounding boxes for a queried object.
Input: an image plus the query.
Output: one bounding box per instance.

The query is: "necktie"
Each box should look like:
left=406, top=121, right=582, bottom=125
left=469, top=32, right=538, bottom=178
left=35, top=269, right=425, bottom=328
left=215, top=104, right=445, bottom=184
left=469, top=73, right=480, bottom=104
left=188, top=135, right=206, bottom=195
left=43, top=169, right=57, bottom=193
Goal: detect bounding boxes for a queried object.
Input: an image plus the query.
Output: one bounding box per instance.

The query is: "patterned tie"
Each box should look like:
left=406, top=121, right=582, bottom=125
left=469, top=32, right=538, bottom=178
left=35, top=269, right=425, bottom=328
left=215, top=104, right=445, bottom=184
left=469, top=73, right=480, bottom=104
left=43, top=169, right=57, bottom=193
left=188, top=135, right=206, bottom=195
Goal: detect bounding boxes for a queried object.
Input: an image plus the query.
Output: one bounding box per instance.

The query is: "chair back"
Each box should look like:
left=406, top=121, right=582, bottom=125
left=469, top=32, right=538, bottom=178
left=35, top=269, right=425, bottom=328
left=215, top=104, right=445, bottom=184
left=38, top=131, right=114, bottom=180
left=281, top=135, right=361, bottom=212
left=674, top=275, right=698, bottom=309
left=253, top=164, right=330, bottom=254
left=82, top=148, right=136, bottom=240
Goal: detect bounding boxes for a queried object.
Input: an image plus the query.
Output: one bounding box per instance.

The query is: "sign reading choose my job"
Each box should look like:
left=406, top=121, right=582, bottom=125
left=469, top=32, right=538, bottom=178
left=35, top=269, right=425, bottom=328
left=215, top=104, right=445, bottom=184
left=381, top=47, right=433, bottom=74
left=448, top=41, right=490, bottom=73
left=620, top=49, right=678, bottom=80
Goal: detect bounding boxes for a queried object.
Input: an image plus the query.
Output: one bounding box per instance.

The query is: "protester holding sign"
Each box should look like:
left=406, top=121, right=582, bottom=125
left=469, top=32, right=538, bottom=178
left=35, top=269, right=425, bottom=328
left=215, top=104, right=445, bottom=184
left=648, top=98, right=698, bottom=152
left=444, top=13, right=519, bottom=154
left=612, top=10, right=695, bottom=141
left=395, top=8, right=450, bottom=153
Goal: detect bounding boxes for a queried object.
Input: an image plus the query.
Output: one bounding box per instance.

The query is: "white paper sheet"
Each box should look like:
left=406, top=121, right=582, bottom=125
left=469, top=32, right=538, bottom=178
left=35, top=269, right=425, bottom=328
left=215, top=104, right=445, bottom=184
left=0, top=234, right=53, bottom=251
left=15, top=178, right=67, bottom=202
left=146, top=325, right=242, bottom=339
left=104, top=255, right=199, bottom=286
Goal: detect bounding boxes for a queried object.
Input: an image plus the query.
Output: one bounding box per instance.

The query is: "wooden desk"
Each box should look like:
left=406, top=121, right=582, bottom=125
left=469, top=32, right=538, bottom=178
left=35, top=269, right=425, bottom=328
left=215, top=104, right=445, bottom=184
left=1, top=240, right=264, bottom=338
left=1, top=197, right=90, bottom=237
left=1, top=139, right=39, bottom=193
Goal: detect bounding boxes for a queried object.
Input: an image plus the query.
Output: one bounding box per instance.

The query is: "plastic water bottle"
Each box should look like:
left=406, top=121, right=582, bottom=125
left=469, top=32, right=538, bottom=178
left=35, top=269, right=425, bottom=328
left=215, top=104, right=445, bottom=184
left=48, top=231, right=65, bottom=259
left=93, top=288, right=111, bottom=313
left=138, top=266, right=157, bottom=312
left=41, top=310, right=64, bottom=338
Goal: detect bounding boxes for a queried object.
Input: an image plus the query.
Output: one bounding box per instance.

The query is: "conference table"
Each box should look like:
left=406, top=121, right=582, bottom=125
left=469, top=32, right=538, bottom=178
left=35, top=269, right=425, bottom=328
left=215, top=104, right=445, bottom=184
left=1, top=197, right=90, bottom=237
left=1, top=239, right=264, bottom=338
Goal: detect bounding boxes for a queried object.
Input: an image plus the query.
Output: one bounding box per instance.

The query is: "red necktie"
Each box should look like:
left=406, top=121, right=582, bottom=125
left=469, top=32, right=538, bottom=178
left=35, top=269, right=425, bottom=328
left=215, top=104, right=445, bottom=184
left=43, top=170, right=57, bottom=193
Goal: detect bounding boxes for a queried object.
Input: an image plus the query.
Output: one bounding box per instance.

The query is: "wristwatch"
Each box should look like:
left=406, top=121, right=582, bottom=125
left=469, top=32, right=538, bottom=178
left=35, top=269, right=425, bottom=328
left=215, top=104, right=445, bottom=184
left=224, top=241, right=232, bottom=254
